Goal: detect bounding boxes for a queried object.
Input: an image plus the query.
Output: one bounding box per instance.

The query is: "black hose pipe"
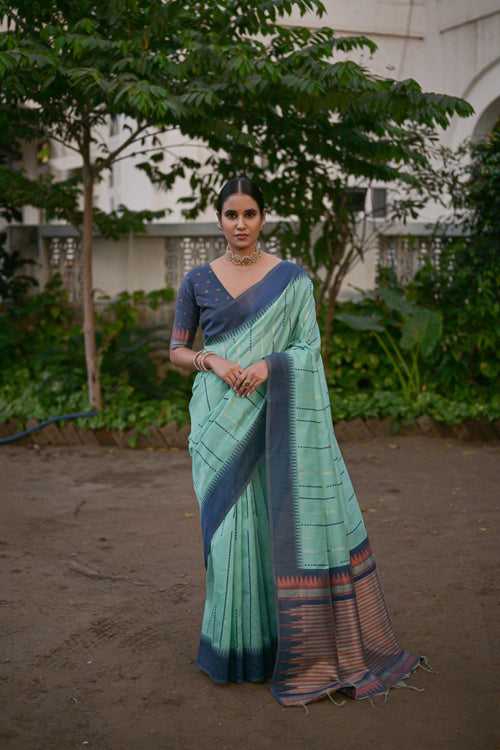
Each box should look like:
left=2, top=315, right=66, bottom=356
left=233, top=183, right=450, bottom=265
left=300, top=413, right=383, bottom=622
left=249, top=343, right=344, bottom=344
left=0, top=409, right=99, bottom=446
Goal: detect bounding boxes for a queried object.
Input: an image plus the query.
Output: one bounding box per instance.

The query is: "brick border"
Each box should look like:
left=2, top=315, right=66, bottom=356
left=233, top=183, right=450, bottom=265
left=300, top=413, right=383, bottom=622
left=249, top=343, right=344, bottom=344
left=1, top=415, right=499, bottom=449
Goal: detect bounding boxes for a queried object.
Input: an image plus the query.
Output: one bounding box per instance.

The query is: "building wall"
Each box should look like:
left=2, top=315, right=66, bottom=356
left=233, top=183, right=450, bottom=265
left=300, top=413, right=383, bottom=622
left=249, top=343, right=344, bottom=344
left=92, top=236, right=167, bottom=297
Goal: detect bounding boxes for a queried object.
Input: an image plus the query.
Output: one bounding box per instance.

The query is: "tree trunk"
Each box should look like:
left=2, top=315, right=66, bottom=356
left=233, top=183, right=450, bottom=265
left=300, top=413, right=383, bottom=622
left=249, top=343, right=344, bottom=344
left=321, top=215, right=354, bottom=378
left=81, top=126, right=102, bottom=410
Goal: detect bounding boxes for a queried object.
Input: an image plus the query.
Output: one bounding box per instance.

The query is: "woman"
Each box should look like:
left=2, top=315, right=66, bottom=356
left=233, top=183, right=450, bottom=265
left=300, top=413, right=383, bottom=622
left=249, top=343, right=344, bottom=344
left=169, top=175, right=432, bottom=710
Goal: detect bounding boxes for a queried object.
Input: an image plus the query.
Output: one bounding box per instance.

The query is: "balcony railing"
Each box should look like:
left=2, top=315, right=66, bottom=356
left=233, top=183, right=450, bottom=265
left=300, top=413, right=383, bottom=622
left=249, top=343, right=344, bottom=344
left=377, top=223, right=464, bottom=284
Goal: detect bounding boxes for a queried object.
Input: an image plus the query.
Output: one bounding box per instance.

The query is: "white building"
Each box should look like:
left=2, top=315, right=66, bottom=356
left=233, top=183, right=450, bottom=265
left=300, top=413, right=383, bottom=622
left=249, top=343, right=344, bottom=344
left=4, top=0, right=500, bottom=303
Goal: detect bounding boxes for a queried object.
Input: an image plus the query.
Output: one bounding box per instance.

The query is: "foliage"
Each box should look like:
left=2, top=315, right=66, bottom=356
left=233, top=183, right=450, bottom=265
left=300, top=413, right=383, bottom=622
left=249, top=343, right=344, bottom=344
left=404, top=122, right=500, bottom=397
left=2, top=373, right=498, bottom=449
left=0, top=0, right=473, bottom=238
left=0, top=232, right=39, bottom=304
left=410, top=120, right=500, bottom=241
left=95, top=287, right=175, bottom=399
left=405, top=241, right=499, bottom=397
left=176, top=85, right=472, bottom=354
left=326, top=330, right=397, bottom=392
left=2, top=255, right=496, bottom=437
left=1, top=272, right=497, bottom=442
left=335, top=286, right=442, bottom=400
left=329, top=388, right=500, bottom=426
left=0, top=274, right=179, bottom=400
left=0, top=0, right=475, bottom=404
left=465, top=123, right=500, bottom=240
left=0, top=274, right=85, bottom=391
left=319, top=294, right=398, bottom=391
left=1, top=277, right=497, bottom=445
left=0, top=368, right=190, bottom=443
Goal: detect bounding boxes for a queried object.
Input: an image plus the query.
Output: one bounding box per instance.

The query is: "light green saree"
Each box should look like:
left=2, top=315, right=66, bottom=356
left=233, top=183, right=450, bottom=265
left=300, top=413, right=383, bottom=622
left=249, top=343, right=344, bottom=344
left=182, top=261, right=429, bottom=707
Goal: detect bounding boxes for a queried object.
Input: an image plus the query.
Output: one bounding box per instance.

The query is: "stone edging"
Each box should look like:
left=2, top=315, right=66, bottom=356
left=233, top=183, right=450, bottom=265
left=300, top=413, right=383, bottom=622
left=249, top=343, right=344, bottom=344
left=1, top=415, right=499, bottom=449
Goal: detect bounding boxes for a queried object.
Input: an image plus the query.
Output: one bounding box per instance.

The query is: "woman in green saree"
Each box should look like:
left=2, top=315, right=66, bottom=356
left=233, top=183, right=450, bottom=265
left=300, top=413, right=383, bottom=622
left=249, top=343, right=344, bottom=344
left=169, top=176, right=432, bottom=709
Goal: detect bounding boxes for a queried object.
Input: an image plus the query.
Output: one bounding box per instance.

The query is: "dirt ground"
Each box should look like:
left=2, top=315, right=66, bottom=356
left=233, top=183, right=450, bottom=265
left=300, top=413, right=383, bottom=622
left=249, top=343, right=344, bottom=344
left=0, top=434, right=498, bottom=750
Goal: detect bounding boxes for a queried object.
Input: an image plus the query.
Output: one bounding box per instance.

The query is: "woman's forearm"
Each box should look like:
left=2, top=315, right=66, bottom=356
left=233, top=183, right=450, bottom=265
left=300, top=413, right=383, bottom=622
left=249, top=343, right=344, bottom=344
left=169, top=346, right=216, bottom=372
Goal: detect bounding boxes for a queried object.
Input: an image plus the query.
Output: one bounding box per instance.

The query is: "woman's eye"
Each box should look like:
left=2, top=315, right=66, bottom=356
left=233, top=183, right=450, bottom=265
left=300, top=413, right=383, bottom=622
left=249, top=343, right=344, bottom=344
left=224, top=210, right=257, bottom=219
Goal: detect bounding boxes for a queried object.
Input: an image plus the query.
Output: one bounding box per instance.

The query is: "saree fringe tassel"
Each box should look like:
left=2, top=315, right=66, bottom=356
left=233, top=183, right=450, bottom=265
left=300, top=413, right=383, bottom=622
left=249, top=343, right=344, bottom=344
left=186, top=264, right=433, bottom=708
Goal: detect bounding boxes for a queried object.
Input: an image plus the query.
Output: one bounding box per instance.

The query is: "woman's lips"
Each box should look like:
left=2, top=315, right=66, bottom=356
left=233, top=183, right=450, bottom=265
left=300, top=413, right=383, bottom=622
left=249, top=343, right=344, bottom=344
left=235, top=234, right=248, bottom=239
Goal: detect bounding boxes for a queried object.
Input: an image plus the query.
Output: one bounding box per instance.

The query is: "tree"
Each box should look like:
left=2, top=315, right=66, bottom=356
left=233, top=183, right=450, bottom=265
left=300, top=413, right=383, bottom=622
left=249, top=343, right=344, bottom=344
left=174, top=81, right=473, bottom=365
left=459, top=120, right=500, bottom=245
left=0, top=0, right=474, bottom=399
left=406, top=120, right=500, bottom=394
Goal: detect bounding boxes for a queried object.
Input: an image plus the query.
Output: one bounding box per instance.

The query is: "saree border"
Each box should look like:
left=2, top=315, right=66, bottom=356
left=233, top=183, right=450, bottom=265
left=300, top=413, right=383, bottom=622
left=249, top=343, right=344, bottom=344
left=199, top=403, right=266, bottom=568
left=199, top=270, right=307, bottom=567
left=263, top=351, right=299, bottom=574
left=204, top=263, right=306, bottom=345
left=262, top=348, right=427, bottom=706
left=197, top=634, right=278, bottom=684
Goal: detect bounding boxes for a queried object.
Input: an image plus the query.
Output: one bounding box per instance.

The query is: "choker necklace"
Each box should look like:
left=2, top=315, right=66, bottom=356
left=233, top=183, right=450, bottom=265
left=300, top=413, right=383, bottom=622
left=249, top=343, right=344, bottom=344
left=225, top=243, right=263, bottom=265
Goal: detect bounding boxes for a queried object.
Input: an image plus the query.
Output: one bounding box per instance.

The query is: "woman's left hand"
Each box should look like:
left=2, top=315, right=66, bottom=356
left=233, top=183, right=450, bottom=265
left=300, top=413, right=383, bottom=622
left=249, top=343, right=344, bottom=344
left=232, top=359, right=269, bottom=396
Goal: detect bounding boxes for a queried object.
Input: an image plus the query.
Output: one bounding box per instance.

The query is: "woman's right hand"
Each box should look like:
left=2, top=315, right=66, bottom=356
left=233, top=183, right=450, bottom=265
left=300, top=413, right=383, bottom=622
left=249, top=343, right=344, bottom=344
left=206, top=355, right=243, bottom=391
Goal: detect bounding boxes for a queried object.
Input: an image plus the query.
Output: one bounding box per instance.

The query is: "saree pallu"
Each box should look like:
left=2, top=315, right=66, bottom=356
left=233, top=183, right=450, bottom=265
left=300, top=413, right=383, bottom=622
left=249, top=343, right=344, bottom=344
left=188, top=264, right=429, bottom=707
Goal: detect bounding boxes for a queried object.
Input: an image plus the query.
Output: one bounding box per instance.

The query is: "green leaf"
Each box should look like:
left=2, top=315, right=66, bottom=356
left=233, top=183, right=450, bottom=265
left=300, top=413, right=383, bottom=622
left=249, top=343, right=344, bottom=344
left=335, top=312, right=385, bottom=332
left=400, top=309, right=443, bottom=355
left=377, top=287, right=417, bottom=316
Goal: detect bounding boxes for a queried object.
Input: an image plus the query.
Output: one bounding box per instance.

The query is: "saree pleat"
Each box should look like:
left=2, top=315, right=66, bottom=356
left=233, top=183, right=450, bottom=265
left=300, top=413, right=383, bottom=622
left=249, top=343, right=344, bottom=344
left=186, top=263, right=430, bottom=706
left=196, top=458, right=278, bottom=683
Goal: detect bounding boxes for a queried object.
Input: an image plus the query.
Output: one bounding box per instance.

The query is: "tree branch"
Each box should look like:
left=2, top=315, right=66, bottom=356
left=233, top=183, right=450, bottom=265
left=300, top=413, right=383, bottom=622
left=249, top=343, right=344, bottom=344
left=123, top=127, right=177, bottom=145
left=96, top=123, right=150, bottom=170
left=46, top=132, right=82, bottom=156
left=112, top=143, right=204, bottom=164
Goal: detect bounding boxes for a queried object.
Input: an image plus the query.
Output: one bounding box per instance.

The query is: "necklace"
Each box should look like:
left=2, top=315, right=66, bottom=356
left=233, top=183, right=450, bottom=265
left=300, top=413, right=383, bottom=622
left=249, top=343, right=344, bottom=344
left=225, top=243, right=263, bottom=265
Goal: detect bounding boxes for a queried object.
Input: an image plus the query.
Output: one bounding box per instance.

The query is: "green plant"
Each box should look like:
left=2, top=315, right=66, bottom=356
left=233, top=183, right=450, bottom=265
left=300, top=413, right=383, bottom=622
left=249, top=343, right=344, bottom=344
left=0, top=233, right=39, bottom=304
left=335, top=287, right=442, bottom=401
left=406, top=123, right=500, bottom=397
left=0, top=273, right=85, bottom=390
left=0, top=277, right=180, bottom=403
left=0, top=368, right=192, bottom=448
left=95, top=287, right=175, bottom=399
left=329, top=387, right=500, bottom=426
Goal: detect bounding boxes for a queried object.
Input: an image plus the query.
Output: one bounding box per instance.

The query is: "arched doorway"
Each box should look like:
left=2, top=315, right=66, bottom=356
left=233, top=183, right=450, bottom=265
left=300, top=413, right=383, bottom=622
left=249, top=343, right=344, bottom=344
left=472, top=96, right=500, bottom=142
left=449, top=57, right=500, bottom=148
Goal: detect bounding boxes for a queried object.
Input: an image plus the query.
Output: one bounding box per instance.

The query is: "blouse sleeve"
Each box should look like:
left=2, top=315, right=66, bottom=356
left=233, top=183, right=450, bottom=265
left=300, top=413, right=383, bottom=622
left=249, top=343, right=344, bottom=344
left=169, top=272, right=200, bottom=350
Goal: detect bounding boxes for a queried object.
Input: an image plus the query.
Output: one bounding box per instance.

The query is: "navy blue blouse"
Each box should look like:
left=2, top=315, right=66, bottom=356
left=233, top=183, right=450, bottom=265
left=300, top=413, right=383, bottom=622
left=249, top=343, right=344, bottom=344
left=169, top=260, right=304, bottom=349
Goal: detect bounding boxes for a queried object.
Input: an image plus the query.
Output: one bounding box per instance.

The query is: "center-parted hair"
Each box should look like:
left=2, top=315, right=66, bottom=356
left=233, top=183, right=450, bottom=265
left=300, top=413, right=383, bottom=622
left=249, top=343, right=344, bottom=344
left=215, top=175, right=265, bottom=216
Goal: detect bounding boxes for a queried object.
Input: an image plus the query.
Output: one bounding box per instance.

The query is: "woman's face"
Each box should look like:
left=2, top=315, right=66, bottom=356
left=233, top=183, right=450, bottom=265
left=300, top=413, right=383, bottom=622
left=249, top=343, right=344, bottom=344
left=218, top=193, right=265, bottom=253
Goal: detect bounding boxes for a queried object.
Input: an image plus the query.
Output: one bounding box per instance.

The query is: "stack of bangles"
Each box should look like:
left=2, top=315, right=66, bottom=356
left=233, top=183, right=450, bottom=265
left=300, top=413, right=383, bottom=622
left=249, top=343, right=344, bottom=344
left=193, top=349, right=217, bottom=371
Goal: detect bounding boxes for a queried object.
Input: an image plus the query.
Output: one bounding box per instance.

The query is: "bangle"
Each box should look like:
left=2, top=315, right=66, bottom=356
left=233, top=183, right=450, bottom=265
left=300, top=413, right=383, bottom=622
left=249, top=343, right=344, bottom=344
left=193, top=350, right=205, bottom=371
left=199, top=350, right=216, bottom=371
left=193, top=349, right=216, bottom=371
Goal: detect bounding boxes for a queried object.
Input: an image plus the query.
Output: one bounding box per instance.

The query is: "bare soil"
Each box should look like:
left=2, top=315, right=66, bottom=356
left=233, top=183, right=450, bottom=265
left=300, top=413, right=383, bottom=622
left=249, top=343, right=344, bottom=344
left=1, top=435, right=498, bottom=750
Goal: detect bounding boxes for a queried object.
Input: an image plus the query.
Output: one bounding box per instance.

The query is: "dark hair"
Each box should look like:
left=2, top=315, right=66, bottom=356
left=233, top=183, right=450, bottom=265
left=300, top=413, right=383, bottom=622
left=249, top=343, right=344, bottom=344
left=215, top=175, right=265, bottom=216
